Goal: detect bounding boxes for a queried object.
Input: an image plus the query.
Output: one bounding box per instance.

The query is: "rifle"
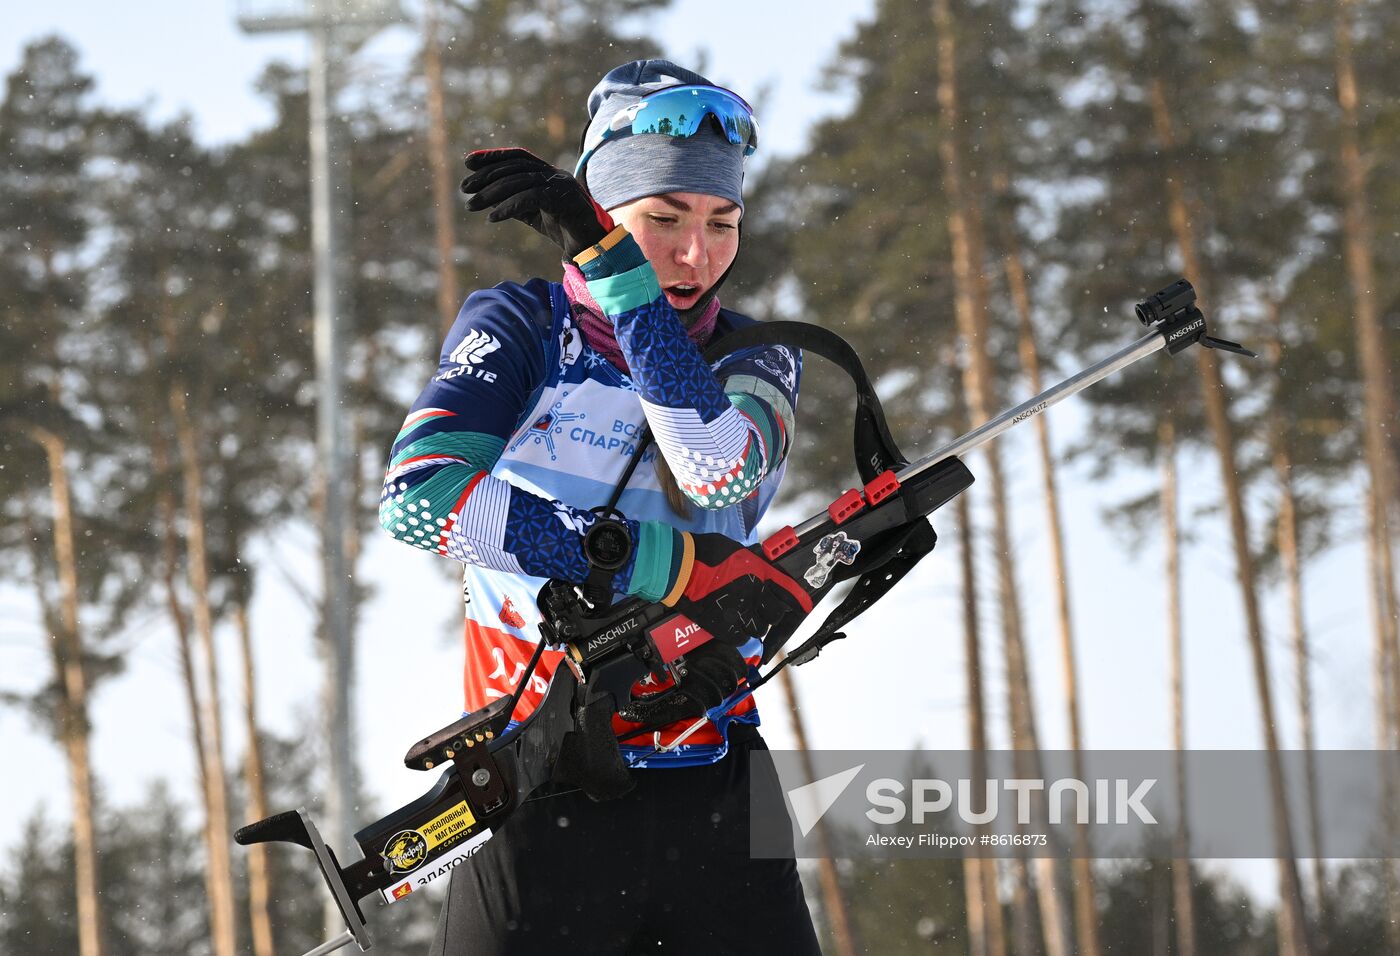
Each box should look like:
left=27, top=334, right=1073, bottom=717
left=236, top=278, right=1250, bottom=955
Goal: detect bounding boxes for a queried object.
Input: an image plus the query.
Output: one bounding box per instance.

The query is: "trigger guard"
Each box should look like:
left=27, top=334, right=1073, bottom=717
left=617, top=685, right=687, bottom=724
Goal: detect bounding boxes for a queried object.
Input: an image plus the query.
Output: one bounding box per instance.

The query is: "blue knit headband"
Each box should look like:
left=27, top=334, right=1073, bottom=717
left=581, top=59, right=747, bottom=212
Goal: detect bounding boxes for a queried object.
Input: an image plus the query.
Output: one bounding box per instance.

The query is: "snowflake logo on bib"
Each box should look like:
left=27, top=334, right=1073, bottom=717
left=509, top=393, right=585, bottom=461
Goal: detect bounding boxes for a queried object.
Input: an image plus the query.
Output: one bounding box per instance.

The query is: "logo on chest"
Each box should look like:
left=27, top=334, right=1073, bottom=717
left=508, top=393, right=586, bottom=461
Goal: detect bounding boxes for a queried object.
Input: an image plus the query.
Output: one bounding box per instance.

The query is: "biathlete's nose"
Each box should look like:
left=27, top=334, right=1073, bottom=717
left=677, top=227, right=709, bottom=269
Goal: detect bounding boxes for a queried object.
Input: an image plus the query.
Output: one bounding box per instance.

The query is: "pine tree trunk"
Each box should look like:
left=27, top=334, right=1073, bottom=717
left=1008, top=858, right=1039, bottom=956
left=1334, top=0, right=1400, bottom=630
left=777, top=667, right=858, bottom=956
left=1161, top=418, right=1197, bottom=956
left=1147, top=72, right=1312, bottom=956
left=542, top=0, right=569, bottom=149
left=957, top=492, right=1007, bottom=956
left=1266, top=305, right=1329, bottom=935
left=1333, top=5, right=1400, bottom=943
left=1152, top=860, right=1171, bottom=955
left=236, top=600, right=277, bottom=956
left=170, top=383, right=240, bottom=956
left=1001, top=204, right=1103, bottom=956
left=151, top=430, right=218, bottom=940
left=963, top=857, right=987, bottom=956
left=980, top=859, right=1006, bottom=956
left=1371, top=483, right=1400, bottom=953
left=932, top=2, right=1071, bottom=951
left=31, top=426, right=107, bottom=956
left=423, top=0, right=460, bottom=336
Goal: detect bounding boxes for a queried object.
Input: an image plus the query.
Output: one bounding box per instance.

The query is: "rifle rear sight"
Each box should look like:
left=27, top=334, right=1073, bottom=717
left=1135, top=277, right=1196, bottom=326
left=1134, top=278, right=1255, bottom=358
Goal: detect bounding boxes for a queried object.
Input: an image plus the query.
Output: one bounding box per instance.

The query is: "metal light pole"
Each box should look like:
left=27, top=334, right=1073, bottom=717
left=235, top=0, right=402, bottom=941
left=308, top=14, right=356, bottom=943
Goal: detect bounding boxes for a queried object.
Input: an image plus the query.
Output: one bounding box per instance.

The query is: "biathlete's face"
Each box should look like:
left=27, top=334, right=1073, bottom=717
left=608, top=192, right=741, bottom=311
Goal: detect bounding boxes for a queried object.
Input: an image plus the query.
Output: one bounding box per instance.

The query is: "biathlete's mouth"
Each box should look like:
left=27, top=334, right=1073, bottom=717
left=664, top=283, right=703, bottom=308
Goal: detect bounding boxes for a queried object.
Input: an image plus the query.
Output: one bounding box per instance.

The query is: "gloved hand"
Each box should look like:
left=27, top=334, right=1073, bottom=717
left=619, top=641, right=749, bottom=726
left=461, top=148, right=615, bottom=258
left=665, top=532, right=814, bottom=652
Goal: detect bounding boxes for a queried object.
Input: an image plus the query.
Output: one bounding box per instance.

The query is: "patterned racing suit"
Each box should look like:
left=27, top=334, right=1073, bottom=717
left=379, top=272, right=800, bottom=766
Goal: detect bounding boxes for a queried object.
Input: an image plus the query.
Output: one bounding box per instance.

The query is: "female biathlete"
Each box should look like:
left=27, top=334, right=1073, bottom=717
left=380, top=59, right=822, bottom=955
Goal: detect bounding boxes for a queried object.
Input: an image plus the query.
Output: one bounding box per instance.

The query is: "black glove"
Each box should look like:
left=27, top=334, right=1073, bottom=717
left=667, top=532, right=814, bottom=654
left=619, top=641, right=750, bottom=726
left=461, top=148, right=615, bottom=258
left=553, top=694, right=635, bottom=802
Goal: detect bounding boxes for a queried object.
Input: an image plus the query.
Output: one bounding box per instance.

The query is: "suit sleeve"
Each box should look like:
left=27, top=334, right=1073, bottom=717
left=573, top=227, right=798, bottom=511
left=380, top=284, right=644, bottom=591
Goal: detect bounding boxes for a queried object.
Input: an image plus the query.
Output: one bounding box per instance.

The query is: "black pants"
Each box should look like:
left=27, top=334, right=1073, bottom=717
left=428, top=727, right=822, bottom=955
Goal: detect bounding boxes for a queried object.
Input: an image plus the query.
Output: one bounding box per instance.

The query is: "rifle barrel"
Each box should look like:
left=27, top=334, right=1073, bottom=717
left=792, top=326, right=1166, bottom=538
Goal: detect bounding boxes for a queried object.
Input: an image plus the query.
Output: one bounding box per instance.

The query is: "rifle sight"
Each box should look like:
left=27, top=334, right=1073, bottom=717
left=1135, top=278, right=1196, bottom=326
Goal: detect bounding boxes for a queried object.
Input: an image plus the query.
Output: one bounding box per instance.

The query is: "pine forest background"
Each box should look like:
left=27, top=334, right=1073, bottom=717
left=2, top=0, right=1398, bottom=953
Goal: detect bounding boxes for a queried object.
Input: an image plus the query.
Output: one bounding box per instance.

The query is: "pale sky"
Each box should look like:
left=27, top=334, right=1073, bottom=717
left=1, top=0, right=1374, bottom=913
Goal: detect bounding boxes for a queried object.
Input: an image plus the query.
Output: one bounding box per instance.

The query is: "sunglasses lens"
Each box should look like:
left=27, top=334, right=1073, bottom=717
left=575, top=85, right=759, bottom=176
left=631, top=87, right=758, bottom=151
